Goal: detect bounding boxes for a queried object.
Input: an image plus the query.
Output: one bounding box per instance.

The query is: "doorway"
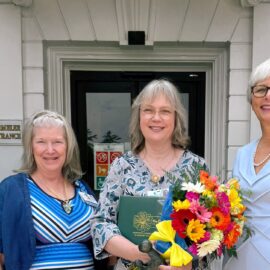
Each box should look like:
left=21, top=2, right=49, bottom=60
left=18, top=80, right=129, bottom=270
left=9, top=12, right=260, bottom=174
left=70, top=71, right=205, bottom=190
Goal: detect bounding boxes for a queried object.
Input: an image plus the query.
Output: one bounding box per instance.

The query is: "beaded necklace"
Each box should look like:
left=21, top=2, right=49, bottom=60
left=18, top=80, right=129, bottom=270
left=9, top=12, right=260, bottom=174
left=253, top=139, right=270, bottom=167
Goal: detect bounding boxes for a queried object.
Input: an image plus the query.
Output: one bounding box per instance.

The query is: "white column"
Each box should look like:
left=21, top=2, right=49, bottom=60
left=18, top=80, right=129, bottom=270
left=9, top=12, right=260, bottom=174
left=0, top=4, right=23, bottom=180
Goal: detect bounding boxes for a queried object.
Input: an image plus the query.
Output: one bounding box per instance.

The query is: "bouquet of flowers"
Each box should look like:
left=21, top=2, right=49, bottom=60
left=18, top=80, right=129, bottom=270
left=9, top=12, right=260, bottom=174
left=149, top=170, right=252, bottom=267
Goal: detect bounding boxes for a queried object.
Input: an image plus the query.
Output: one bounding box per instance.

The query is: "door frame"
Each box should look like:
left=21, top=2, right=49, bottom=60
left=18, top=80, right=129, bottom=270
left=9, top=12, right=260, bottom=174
left=44, top=42, right=228, bottom=178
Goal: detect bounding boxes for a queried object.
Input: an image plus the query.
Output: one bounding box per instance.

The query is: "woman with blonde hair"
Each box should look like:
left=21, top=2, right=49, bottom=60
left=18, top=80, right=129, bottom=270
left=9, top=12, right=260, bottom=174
left=91, top=79, right=208, bottom=269
left=0, top=110, right=98, bottom=270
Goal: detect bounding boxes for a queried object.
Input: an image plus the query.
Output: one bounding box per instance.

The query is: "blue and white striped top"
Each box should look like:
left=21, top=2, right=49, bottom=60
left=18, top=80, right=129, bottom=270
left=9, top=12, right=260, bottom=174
left=27, top=177, right=96, bottom=270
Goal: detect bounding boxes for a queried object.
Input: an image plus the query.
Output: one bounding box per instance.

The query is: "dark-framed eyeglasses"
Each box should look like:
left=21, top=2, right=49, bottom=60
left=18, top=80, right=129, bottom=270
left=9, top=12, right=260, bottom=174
left=251, top=85, right=270, bottom=98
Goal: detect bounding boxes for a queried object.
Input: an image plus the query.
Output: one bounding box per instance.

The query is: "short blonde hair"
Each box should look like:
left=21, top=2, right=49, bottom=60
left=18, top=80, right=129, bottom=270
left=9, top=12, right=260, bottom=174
left=130, top=79, right=190, bottom=154
left=17, top=110, right=82, bottom=181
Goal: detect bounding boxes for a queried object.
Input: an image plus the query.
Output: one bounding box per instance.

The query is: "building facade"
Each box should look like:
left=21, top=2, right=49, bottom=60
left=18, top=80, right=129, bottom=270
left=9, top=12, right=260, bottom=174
left=0, top=0, right=268, bottom=182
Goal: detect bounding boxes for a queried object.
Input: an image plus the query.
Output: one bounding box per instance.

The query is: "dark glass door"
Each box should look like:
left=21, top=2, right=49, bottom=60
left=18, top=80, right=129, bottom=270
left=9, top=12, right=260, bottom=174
left=71, top=71, right=205, bottom=191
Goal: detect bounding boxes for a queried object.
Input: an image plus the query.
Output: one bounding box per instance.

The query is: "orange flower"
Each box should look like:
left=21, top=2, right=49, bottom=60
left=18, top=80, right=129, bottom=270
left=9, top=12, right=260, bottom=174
left=210, top=207, right=231, bottom=230
left=199, top=170, right=218, bottom=191
left=224, top=223, right=241, bottom=249
left=199, top=170, right=209, bottom=183
left=236, top=212, right=247, bottom=222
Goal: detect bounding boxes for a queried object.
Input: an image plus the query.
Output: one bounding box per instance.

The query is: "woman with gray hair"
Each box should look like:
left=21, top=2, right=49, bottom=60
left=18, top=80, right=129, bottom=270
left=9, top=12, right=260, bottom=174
left=0, top=110, right=98, bottom=270
left=224, top=59, right=270, bottom=269
left=91, top=79, right=208, bottom=269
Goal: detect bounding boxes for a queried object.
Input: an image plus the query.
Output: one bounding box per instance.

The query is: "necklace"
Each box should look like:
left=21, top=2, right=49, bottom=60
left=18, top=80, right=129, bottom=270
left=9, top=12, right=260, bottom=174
left=253, top=140, right=270, bottom=167
left=151, top=174, right=161, bottom=183
left=143, top=159, right=161, bottom=183
left=34, top=176, right=73, bottom=214
left=143, top=149, right=176, bottom=184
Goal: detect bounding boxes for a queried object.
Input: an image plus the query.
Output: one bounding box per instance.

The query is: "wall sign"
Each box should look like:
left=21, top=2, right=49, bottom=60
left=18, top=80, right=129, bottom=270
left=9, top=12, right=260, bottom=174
left=0, top=120, right=23, bottom=145
left=94, top=143, right=124, bottom=190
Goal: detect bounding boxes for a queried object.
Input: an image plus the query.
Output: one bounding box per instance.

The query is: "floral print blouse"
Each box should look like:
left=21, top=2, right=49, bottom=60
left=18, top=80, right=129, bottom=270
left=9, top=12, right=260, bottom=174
left=91, top=150, right=208, bottom=259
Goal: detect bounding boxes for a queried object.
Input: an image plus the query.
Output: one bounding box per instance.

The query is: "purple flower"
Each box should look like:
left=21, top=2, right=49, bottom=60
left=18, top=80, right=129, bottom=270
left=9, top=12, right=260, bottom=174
left=198, top=231, right=211, bottom=243
left=186, top=191, right=200, bottom=201
left=216, top=192, right=230, bottom=215
left=188, top=243, right=198, bottom=255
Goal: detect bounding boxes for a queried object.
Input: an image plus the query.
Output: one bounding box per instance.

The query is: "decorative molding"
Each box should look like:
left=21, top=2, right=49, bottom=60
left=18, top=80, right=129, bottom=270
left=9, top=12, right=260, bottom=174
left=147, top=0, right=157, bottom=46
left=45, top=43, right=228, bottom=178
left=240, top=0, right=262, bottom=7
left=12, top=0, right=32, bottom=7
left=116, top=0, right=128, bottom=45
left=116, top=0, right=154, bottom=46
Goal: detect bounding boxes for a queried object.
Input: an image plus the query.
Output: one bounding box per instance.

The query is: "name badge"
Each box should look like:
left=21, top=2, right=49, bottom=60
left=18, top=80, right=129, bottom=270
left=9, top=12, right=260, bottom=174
left=146, top=189, right=168, bottom=197
left=79, top=191, right=98, bottom=207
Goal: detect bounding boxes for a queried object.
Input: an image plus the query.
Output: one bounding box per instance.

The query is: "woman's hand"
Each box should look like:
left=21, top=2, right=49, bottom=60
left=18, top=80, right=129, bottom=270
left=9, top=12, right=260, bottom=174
left=0, top=253, right=4, bottom=270
left=159, top=262, right=192, bottom=270
left=104, top=235, right=150, bottom=263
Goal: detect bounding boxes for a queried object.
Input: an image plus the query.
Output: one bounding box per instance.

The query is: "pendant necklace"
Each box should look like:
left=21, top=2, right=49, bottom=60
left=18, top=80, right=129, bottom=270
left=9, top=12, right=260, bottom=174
left=61, top=199, right=72, bottom=214
left=143, top=149, right=176, bottom=184
left=143, top=159, right=161, bottom=183
left=143, top=158, right=162, bottom=183
left=35, top=176, right=73, bottom=214
left=151, top=174, right=161, bottom=183
left=253, top=140, right=270, bottom=167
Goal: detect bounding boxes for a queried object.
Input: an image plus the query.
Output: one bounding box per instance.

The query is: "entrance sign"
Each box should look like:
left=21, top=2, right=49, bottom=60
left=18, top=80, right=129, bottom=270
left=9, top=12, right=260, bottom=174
left=0, top=120, right=23, bottom=145
left=94, top=143, right=124, bottom=190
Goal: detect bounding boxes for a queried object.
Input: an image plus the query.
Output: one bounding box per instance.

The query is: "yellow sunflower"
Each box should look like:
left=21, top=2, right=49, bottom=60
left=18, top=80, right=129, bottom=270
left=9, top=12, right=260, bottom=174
left=186, top=219, right=206, bottom=242
left=172, top=199, right=190, bottom=211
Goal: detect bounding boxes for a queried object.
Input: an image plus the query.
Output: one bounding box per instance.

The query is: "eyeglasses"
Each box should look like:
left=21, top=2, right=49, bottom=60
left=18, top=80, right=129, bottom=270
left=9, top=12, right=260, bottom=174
left=251, top=85, right=270, bottom=98
left=140, top=107, right=174, bottom=119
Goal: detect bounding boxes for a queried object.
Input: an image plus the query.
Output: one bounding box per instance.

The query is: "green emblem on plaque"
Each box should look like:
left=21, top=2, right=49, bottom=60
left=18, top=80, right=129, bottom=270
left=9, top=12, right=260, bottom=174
left=133, top=211, right=152, bottom=232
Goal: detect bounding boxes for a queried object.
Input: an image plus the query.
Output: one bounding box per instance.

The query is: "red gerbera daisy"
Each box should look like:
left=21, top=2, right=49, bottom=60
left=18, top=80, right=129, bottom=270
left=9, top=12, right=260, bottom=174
left=170, top=209, right=196, bottom=238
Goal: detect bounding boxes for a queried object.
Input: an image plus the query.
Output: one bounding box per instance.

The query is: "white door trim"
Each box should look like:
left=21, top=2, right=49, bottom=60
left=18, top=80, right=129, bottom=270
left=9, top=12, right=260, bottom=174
left=45, top=43, right=228, bottom=177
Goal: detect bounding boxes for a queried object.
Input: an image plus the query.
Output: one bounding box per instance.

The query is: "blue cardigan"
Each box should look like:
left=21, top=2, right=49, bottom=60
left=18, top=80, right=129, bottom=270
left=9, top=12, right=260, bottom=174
left=0, top=173, right=35, bottom=270
left=0, top=173, right=95, bottom=270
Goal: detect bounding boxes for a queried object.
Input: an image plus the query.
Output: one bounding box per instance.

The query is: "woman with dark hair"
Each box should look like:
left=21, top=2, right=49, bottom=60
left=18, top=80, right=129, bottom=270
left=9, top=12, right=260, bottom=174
left=91, top=79, right=208, bottom=269
left=224, top=59, right=270, bottom=269
left=0, top=110, right=97, bottom=270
